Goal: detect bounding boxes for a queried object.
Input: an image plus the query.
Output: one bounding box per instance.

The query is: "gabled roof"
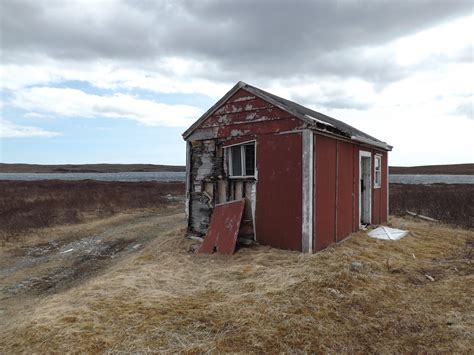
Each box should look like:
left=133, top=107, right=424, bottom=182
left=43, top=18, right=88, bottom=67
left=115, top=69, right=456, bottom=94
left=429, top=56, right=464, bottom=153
left=183, top=81, right=392, bottom=151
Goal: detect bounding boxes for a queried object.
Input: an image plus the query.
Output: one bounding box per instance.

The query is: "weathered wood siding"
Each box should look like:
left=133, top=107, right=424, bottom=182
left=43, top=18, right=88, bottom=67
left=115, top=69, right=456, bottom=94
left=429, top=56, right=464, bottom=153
left=255, top=132, right=303, bottom=251
left=313, top=133, right=389, bottom=251
left=187, top=88, right=304, bottom=237
left=186, top=87, right=389, bottom=252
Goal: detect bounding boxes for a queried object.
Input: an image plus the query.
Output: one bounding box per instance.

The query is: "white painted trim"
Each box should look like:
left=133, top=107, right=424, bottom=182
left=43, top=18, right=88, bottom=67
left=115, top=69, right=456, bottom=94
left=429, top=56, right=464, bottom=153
left=313, top=133, right=316, bottom=252
left=374, top=154, right=382, bottom=189
left=302, top=129, right=314, bottom=253
left=386, top=153, right=390, bottom=219
left=225, top=141, right=256, bottom=178
left=185, top=142, right=191, bottom=223
left=222, top=139, right=256, bottom=148
left=359, top=150, right=372, bottom=227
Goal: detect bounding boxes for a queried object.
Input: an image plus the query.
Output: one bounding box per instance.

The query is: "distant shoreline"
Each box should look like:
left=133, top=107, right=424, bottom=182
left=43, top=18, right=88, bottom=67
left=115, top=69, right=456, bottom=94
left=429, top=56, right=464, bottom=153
left=1, top=163, right=472, bottom=175
left=389, top=164, right=473, bottom=175
left=0, top=163, right=186, bottom=174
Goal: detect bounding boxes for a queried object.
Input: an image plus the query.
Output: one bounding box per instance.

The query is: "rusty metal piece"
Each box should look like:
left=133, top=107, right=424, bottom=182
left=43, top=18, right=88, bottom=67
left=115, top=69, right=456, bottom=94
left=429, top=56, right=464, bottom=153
left=198, top=199, right=245, bottom=255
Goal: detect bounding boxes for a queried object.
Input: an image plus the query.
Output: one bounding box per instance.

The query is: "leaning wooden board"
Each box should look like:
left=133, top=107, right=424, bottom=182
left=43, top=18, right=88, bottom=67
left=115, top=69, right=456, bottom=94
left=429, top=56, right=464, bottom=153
left=199, top=199, right=245, bottom=255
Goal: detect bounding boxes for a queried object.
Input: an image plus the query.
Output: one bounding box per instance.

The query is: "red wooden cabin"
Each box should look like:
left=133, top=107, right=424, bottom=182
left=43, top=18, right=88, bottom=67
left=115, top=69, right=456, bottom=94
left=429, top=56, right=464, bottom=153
left=182, top=82, right=392, bottom=252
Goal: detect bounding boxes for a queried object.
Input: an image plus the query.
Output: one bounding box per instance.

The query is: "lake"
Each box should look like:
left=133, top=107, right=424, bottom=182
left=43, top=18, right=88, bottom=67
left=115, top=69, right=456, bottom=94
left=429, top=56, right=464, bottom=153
left=0, top=171, right=186, bottom=182
left=389, top=174, right=474, bottom=184
left=0, top=172, right=473, bottom=184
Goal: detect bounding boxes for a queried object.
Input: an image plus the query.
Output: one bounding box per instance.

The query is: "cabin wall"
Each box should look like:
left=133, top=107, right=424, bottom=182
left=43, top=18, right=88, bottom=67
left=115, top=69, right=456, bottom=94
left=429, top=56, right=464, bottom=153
left=314, top=135, right=337, bottom=251
left=186, top=88, right=304, bottom=244
left=371, top=150, right=388, bottom=224
left=336, top=140, right=356, bottom=241
left=255, top=132, right=303, bottom=251
left=313, top=133, right=389, bottom=251
left=186, top=87, right=389, bottom=252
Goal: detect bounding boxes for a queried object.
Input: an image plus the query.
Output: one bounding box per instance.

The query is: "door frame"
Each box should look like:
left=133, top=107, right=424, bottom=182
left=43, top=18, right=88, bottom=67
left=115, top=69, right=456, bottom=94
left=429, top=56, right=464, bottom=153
left=359, top=150, right=372, bottom=227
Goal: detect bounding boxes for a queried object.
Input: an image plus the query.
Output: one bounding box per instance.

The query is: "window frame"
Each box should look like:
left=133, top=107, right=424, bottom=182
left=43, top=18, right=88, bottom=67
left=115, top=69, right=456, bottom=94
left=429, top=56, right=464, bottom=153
left=374, top=154, right=382, bottom=188
left=226, top=140, right=256, bottom=179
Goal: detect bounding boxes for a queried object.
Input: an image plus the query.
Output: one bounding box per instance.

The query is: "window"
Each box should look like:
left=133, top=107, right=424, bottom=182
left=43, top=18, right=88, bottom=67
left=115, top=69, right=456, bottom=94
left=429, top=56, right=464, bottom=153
left=227, top=142, right=255, bottom=177
left=374, top=155, right=382, bottom=188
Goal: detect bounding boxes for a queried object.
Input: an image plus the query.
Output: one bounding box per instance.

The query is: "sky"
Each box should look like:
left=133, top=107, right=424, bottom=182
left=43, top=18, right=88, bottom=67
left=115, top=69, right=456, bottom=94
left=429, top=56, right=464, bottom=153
left=0, top=0, right=473, bottom=166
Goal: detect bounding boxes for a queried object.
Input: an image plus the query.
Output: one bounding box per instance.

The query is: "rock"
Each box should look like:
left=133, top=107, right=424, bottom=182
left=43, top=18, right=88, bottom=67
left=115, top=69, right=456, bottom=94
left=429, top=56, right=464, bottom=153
left=189, top=244, right=200, bottom=253
left=350, top=261, right=363, bottom=272
left=327, top=288, right=345, bottom=299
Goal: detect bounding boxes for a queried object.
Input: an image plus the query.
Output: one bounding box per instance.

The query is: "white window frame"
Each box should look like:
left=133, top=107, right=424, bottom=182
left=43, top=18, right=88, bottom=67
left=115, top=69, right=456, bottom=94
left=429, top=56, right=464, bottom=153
left=226, top=141, right=256, bottom=179
left=374, top=154, right=382, bottom=188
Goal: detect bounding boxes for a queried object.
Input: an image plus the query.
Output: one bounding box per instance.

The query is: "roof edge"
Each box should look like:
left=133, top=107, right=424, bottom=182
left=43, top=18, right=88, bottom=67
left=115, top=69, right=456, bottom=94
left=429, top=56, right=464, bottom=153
left=182, top=81, right=247, bottom=139
left=182, top=81, right=393, bottom=151
left=350, top=135, right=393, bottom=151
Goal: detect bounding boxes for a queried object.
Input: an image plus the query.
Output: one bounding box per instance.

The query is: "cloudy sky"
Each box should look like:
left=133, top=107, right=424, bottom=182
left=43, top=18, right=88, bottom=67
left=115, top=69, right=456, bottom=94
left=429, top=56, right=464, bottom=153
left=1, top=0, right=472, bottom=166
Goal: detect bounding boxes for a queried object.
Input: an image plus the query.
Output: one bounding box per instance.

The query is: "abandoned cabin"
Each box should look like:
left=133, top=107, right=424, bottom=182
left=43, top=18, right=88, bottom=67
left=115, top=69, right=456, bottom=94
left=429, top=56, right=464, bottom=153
left=182, top=81, right=392, bottom=253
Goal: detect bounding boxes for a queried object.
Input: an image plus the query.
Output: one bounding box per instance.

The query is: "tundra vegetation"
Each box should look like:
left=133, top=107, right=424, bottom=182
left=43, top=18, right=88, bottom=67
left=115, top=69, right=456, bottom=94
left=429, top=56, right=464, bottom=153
left=0, top=180, right=184, bottom=242
left=0, top=180, right=472, bottom=352
left=389, top=183, right=473, bottom=228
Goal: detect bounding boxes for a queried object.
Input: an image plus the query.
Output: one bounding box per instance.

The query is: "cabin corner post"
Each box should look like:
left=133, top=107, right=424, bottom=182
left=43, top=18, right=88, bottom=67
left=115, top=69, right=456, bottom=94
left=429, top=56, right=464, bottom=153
left=386, top=152, right=389, bottom=221
left=185, top=141, right=191, bottom=223
left=302, top=129, right=314, bottom=253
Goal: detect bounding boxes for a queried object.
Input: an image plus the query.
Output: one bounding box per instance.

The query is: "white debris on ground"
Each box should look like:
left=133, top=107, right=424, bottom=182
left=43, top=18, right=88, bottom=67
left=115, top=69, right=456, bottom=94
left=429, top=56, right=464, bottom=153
left=368, top=226, right=408, bottom=240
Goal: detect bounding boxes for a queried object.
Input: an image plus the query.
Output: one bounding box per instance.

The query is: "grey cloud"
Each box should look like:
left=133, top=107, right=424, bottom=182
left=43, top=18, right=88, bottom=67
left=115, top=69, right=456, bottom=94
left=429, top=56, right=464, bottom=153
left=454, top=101, right=473, bottom=120
left=0, top=0, right=472, bottom=86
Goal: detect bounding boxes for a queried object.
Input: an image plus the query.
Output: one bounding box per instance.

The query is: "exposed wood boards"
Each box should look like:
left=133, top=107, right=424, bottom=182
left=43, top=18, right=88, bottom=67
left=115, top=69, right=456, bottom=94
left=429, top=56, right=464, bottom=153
left=185, top=141, right=191, bottom=222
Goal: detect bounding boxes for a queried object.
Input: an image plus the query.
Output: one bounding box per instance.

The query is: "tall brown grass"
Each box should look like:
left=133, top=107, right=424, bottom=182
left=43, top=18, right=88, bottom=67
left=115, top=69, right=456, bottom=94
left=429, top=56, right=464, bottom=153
left=389, top=183, right=473, bottom=228
left=0, top=180, right=184, bottom=240
left=1, top=217, right=472, bottom=353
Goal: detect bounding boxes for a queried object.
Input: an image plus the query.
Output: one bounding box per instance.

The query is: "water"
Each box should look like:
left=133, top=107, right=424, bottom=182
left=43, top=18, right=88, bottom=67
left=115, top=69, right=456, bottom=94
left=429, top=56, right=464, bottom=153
left=0, top=171, right=186, bottom=182
left=389, top=174, right=474, bottom=184
left=0, top=172, right=472, bottom=184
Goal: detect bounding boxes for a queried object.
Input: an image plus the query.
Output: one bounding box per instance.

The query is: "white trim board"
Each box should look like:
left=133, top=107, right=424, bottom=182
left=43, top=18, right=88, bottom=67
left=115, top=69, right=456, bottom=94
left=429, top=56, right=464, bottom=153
left=302, top=129, right=314, bottom=253
left=359, top=150, right=372, bottom=227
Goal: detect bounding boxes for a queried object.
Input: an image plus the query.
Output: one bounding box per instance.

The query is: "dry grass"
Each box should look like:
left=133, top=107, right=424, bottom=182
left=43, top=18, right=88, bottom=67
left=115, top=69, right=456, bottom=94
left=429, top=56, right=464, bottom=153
left=0, top=180, right=184, bottom=241
left=1, top=216, right=472, bottom=353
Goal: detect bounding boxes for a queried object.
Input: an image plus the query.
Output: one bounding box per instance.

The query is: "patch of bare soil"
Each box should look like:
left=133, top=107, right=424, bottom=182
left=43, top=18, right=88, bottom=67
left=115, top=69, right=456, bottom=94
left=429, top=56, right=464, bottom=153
left=0, top=206, right=184, bottom=324
left=1, top=214, right=473, bottom=353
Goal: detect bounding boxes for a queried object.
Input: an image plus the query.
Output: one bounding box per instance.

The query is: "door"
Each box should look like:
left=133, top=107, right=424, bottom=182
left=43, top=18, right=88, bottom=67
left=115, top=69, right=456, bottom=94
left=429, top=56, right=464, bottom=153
left=359, top=151, right=372, bottom=225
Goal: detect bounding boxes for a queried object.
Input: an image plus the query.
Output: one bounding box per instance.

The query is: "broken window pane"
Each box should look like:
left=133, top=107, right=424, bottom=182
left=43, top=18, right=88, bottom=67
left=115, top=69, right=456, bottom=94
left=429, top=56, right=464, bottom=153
left=245, top=144, right=255, bottom=176
left=231, top=145, right=242, bottom=176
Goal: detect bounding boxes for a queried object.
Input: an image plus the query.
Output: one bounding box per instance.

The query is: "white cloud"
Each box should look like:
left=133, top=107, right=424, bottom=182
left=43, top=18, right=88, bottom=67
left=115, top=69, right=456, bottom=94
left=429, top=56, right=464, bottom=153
left=0, top=1, right=472, bottom=165
left=12, top=87, right=203, bottom=127
left=0, top=59, right=230, bottom=98
left=394, top=16, right=473, bottom=67
left=0, top=119, right=61, bottom=138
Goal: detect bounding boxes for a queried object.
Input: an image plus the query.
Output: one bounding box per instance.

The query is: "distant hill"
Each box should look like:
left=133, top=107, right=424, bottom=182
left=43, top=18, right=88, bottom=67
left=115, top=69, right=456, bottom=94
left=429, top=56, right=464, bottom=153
left=390, top=164, right=474, bottom=175
left=2, top=163, right=472, bottom=175
left=0, top=163, right=186, bottom=173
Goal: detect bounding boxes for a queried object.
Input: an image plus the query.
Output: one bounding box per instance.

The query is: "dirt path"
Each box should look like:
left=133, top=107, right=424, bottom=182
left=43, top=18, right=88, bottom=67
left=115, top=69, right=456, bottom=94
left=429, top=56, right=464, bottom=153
left=0, top=207, right=185, bottom=327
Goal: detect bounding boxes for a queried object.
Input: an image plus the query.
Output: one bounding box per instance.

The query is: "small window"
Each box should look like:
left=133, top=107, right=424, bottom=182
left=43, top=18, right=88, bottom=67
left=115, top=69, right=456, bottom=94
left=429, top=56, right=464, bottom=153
left=374, top=155, right=382, bottom=188
left=227, top=142, right=255, bottom=178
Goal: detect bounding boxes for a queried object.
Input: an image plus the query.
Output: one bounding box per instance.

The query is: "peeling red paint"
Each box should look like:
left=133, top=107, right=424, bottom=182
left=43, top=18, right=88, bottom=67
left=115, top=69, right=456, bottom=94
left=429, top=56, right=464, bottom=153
left=199, top=199, right=245, bottom=255
left=336, top=140, right=354, bottom=241
left=314, top=134, right=337, bottom=251
left=187, top=85, right=389, bottom=254
left=256, top=133, right=302, bottom=251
